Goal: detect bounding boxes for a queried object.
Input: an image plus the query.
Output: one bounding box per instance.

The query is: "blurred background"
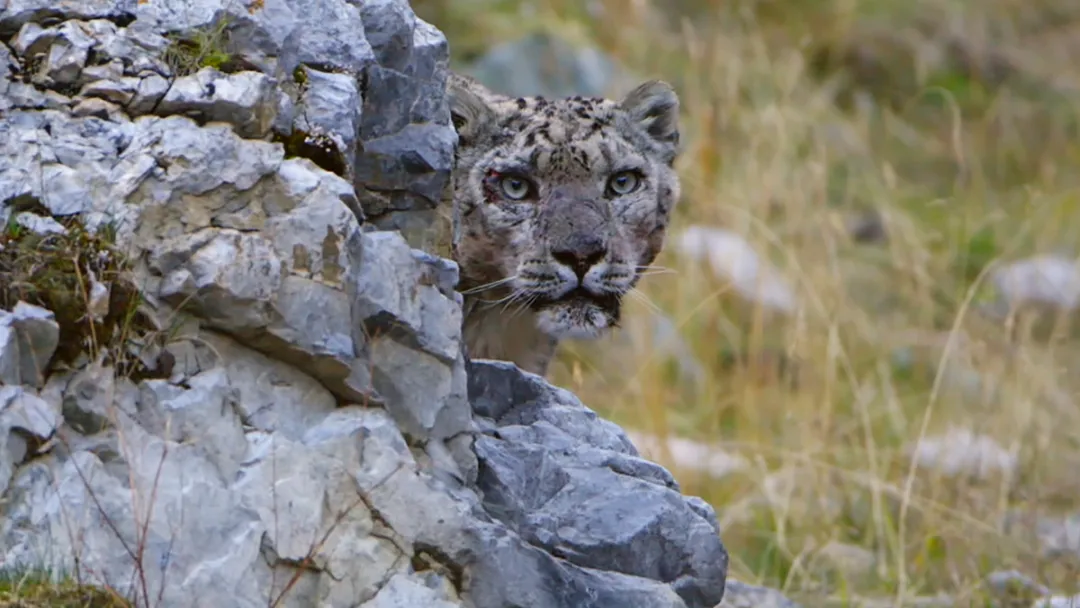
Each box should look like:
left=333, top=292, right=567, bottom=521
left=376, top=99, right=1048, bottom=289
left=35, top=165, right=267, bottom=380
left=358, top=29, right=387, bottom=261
left=413, top=0, right=1080, bottom=604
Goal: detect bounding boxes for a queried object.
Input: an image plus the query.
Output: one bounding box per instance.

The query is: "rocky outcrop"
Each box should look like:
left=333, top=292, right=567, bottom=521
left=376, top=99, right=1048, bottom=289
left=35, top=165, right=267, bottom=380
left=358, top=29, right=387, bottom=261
left=0, top=1, right=731, bottom=607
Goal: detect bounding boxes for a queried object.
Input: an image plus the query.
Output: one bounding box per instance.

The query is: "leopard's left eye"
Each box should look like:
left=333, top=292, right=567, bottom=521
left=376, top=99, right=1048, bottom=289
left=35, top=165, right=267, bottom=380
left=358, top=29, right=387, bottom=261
left=607, top=171, right=641, bottom=196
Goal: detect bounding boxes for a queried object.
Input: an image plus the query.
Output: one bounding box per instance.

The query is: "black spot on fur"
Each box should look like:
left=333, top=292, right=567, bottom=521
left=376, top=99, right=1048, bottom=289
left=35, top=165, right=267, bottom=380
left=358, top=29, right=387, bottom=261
left=516, top=98, right=527, bottom=109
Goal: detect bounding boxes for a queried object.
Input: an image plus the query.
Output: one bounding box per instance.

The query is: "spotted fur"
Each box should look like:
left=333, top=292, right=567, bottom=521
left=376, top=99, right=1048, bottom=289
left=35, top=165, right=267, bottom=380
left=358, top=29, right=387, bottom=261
left=448, top=72, right=682, bottom=377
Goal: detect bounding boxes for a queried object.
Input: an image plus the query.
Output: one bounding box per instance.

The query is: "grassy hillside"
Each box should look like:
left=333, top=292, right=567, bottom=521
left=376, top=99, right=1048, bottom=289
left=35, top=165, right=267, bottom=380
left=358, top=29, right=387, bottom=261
left=416, top=0, right=1080, bottom=604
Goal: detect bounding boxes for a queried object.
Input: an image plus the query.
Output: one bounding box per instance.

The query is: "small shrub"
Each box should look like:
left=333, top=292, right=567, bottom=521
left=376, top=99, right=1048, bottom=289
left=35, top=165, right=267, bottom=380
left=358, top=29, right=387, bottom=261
left=161, top=18, right=235, bottom=77
left=0, top=214, right=151, bottom=376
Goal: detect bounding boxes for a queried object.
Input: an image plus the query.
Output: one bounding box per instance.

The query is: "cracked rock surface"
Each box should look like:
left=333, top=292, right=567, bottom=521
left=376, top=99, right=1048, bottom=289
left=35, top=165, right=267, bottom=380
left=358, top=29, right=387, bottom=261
left=0, top=1, right=733, bottom=607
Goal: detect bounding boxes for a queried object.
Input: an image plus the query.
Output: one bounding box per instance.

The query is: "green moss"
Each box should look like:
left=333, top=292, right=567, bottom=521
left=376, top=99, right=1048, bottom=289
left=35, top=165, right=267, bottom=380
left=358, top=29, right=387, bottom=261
left=292, top=65, right=309, bottom=87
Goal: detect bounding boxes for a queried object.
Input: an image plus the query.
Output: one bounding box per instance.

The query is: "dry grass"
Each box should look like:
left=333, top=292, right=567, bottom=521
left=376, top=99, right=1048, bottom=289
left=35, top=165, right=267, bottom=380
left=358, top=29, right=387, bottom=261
left=417, top=0, right=1080, bottom=604
left=0, top=569, right=129, bottom=608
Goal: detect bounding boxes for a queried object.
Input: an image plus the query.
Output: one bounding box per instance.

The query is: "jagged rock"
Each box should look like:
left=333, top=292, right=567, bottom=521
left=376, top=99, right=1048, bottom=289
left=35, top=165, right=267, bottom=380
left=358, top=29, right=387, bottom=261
left=0, top=385, right=60, bottom=495
left=0, top=302, right=61, bottom=388
left=5, top=0, right=455, bottom=238
left=60, top=361, right=131, bottom=435
left=78, top=77, right=137, bottom=105
left=71, top=96, right=125, bottom=120
left=468, top=360, right=729, bottom=606
left=355, top=0, right=417, bottom=72
left=289, top=67, right=361, bottom=177
left=194, top=332, right=338, bottom=440
left=0, top=109, right=133, bottom=218
left=16, top=20, right=96, bottom=87
left=154, top=68, right=278, bottom=138
left=128, top=71, right=169, bottom=113
left=11, top=211, right=68, bottom=235
left=0, top=0, right=137, bottom=37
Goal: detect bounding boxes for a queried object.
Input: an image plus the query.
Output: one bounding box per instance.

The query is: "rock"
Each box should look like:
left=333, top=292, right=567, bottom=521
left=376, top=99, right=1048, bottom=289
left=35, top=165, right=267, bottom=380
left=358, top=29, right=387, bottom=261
left=128, top=72, right=169, bottom=114
left=27, top=21, right=96, bottom=87
left=624, top=430, right=749, bottom=480
left=354, top=0, right=417, bottom=72
left=155, top=68, right=279, bottom=139
left=1033, top=596, right=1080, bottom=608
left=60, top=360, right=130, bottom=435
left=993, top=255, right=1080, bottom=310
left=353, top=6, right=453, bottom=231
left=813, top=541, right=877, bottom=579
left=909, top=427, right=1018, bottom=480
left=985, top=570, right=1051, bottom=606
left=468, top=360, right=729, bottom=607
left=676, top=224, right=798, bottom=315
left=195, top=332, right=337, bottom=441
left=12, top=211, right=69, bottom=235
left=78, top=77, right=137, bottom=105
left=1016, top=511, right=1080, bottom=562
left=369, top=335, right=470, bottom=440
left=464, top=31, right=632, bottom=98
left=990, top=255, right=1080, bottom=336
left=847, top=208, right=888, bottom=243
left=719, top=579, right=802, bottom=607
left=289, top=67, right=361, bottom=177
left=2, top=0, right=456, bottom=240
left=0, top=109, right=134, bottom=219
left=0, top=385, right=60, bottom=495
left=353, top=122, right=456, bottom=223
left=0, top=0, right=137, bottom=37
left=136, top=369, right=248, bottom=482
left=71, top=96, right=125, bottom=120
left=0, top=302, right=61, bottom=388
left=358, top=572, right=459, bottom=608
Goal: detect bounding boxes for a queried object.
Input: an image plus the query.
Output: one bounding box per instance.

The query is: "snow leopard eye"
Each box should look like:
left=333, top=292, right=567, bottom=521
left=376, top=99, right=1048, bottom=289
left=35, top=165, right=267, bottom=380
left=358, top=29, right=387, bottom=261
left=607, top=171, right=641, bottom=196
left=500, top=175, right=533, bottom=200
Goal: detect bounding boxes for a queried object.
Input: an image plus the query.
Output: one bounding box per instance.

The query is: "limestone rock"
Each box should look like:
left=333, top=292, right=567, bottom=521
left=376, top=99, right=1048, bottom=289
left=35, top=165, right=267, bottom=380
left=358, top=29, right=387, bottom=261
left=0, top=302, right=61, bottom=388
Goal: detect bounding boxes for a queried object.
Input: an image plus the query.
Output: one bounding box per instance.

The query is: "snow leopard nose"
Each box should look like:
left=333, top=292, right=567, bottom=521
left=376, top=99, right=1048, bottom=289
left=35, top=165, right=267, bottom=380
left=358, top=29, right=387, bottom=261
left=551, top=235, right=606, bottom=280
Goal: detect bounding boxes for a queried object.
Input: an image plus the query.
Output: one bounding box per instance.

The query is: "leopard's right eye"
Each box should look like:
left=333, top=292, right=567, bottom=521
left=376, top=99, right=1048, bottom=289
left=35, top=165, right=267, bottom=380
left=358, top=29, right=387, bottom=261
left=500, top=175, right=533, bottom=200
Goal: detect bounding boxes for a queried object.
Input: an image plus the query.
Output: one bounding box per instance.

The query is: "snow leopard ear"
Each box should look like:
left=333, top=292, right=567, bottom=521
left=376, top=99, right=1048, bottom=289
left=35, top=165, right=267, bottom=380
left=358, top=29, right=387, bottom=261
left=448, top=73, right=497, bottom=145
left=619, top=80, right=680, bottom=147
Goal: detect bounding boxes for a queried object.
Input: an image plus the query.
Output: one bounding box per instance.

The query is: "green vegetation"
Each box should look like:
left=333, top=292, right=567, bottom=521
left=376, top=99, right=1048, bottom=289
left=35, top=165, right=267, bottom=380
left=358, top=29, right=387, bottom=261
left=0, top=214, right=152, bottom=377
left=0, top=568, right=129, bottom=608
left=416, top=0, right=1080, bottom=604
left=161, top=17, right=235, bottom=77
